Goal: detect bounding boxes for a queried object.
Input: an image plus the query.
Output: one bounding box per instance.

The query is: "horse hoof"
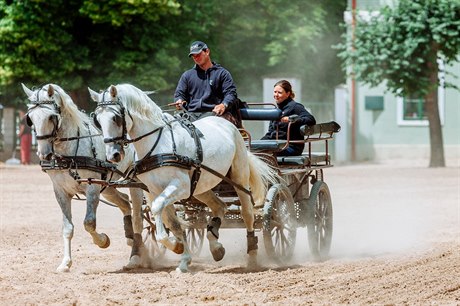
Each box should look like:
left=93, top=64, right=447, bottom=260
left=123, top=255, right=141, bottom=270
left=100, top=234, right=110, bottom=249
left=172, top=242, right=184, bottom=254
left=56, top=266, right=70, bottom=273
left=211, top=246, right=226, bottom=262
left=247, top=250, right=258, bottom=269
left=175, top=266, right=189, bottom=273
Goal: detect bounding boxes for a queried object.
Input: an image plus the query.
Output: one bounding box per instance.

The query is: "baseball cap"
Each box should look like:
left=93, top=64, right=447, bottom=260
left=188, top=41, right=208, bottom=57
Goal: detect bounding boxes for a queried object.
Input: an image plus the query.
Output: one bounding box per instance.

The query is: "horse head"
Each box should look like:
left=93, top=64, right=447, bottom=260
left=21, top=83, right=63, bottom=161
left=89, top=85, right=128, bottom=163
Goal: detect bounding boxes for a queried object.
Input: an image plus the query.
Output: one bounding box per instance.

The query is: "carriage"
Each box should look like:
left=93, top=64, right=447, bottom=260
left=89, top=92, right=340, bottom=265
left=168, top=105, right=340, bottom=263
left=23, top=83, right=339, bottom=272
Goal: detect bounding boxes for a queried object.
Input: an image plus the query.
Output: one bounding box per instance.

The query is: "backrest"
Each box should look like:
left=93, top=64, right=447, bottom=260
left=239, top=108, right=282, bottom=121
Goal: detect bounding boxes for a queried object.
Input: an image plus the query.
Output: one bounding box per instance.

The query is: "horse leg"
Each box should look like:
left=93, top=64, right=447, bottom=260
left=150, top=180, right=191, bottom=271
left=163, top=205, right=192, bottom=273
left=101, top=187, right=133, bottom=245
left=194, top=191, right=227, bottom=261
left=230, top=146, right=259, bottom=268
left=236, top=190, right=258, bottom=268
left=54, top=189, right=74, bottom=272
left=124, top=188, right=146, bottom=269
left=84, top=185, right=110, bottom=248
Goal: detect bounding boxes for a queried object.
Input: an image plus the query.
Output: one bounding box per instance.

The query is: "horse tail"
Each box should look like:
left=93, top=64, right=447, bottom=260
left=247, top=152, right=280, bottom=206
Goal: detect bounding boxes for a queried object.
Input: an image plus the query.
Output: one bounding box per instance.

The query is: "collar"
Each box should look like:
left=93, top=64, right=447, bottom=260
left=277, top=97, right=293, bottom=109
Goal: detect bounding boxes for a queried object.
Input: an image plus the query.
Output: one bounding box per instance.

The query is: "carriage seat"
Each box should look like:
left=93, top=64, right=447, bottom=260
left=240, top=107, right=284, bottom=152
left=246, top=140, right=287, bottom=152
left=277, top=152, right=330, bottom=166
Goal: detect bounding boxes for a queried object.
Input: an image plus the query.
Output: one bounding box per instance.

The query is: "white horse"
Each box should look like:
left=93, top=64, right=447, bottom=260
left=21, top=83, right=147, bottom=272
left=89, top=83, right=279, bottom=272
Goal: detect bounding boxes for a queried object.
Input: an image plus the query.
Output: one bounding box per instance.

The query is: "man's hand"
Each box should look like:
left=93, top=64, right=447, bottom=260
left=212, top=103, right=226, bottom=116
left=173, top=99, right=186, bottom=110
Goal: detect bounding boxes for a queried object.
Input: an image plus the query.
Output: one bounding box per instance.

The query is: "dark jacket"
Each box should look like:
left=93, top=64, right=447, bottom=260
left=174, top=62, right=237, bottom=112
left=262, top=98, right=316, bottom=154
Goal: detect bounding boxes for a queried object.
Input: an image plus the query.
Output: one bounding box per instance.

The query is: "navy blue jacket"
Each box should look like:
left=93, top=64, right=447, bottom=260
left=174, top=62, right=237, bottom=112
left=262, top=98, right=316, bottom=154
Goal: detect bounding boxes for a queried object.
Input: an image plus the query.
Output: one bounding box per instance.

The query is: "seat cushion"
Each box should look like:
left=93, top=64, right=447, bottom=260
left=246, top=140, right=287, bottom=152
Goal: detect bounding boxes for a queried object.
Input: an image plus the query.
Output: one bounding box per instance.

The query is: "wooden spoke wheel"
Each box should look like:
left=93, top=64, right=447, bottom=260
left=142, top=224, right=167, bottom=260
left=307, top=181, right=333, bottom=261
left=142, top=210, right=167, bottom=260
left=185, top=227, right=205, bottom=257
left=263, top=184, right=297, bottom=263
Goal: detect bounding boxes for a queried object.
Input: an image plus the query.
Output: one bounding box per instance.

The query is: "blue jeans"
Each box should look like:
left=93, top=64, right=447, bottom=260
left=277, top=145, right=303, bottom=156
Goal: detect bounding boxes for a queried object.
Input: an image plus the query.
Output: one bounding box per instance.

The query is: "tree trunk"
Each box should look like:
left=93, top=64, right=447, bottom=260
left=425, top=64, right=445, bottom=167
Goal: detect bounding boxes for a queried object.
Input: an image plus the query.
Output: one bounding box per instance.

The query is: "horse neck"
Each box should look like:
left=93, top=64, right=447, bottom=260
left=128, top=114, right=172, bottom=158
left=54, top=113, right=104, bottom=157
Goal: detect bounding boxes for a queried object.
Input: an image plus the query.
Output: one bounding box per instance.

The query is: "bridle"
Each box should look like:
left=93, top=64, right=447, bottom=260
left=26, top=88, right=62, bottom=141
left=93, top=91, right=164, bottom=151
left=26, top=86, right=101, bottom=159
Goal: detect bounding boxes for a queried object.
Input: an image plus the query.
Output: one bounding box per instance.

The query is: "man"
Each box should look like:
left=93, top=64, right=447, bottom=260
left=174, top=41, right=238, bottom=119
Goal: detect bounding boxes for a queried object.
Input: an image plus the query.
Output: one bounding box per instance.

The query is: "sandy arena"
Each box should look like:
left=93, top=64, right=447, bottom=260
left=1, top=160, right=459, bottom=305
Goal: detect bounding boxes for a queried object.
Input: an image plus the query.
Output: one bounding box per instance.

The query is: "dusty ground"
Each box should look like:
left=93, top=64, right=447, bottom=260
left=1, top=160, right=459, bottom=305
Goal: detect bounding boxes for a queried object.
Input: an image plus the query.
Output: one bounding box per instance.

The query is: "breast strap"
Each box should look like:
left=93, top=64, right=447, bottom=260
left=40, top=155, right=122, bottom=181
left=133, top=116, right=203, bottom=197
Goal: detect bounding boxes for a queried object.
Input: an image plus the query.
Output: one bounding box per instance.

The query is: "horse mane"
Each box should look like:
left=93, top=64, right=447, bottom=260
left=114, top=84, right=164, bottom=126
left=45, top=84, right=92, bottom=131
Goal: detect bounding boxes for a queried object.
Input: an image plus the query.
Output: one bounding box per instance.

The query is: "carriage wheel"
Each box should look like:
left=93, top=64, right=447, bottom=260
left=263, top=184, right=297, bottom=263
left=141, top=208, right=167, bottom=260
left=185, top=227, right=205, bottom=257
left=142, top=224, right=167, bottom=260
left=307, top=181, right=333, bottom=261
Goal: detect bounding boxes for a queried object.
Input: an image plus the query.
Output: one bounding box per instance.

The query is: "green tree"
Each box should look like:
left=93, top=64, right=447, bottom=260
left=0, top=0, right=181, bottom=108
left=1, top=0, right=344, bottom=110
left=337, top=0, right=460, bottom=167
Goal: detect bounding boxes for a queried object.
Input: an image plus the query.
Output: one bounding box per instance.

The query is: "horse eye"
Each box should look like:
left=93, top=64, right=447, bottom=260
left=114, top=115, right=122, bottom=126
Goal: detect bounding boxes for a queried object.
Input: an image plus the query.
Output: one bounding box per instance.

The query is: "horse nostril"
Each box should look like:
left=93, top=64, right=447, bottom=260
left=45, top=152, right=53, bottom=161
left=113, top=152, right=121, bottom=162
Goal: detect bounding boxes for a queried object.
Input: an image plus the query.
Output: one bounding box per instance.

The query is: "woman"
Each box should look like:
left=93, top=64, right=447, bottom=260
left=261, top=80, right=316, bottom=156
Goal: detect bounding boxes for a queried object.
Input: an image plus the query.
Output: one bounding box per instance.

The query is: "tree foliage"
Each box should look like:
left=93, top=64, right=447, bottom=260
left=337, top=0, right=460, bottom=98
left=0, top=0, right=345, bottom=108
left=336, top=0, right=460, bottom=167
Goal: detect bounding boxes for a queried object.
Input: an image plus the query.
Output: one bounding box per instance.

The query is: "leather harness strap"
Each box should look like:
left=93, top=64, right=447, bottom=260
left=40, top=155, right=123, bottom=181
left=133, top=115, right=205, bottom=197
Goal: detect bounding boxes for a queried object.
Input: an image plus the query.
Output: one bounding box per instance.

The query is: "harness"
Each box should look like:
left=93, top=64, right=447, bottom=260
left=26, top=87, right=120, bottom=182
left=95, top=98, right=254, bottom=201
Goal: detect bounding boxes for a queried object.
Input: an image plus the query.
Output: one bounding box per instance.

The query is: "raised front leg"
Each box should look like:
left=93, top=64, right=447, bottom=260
left=54, top=189, right=74, bottom=272
left=150, top=179, right=192, bottom=272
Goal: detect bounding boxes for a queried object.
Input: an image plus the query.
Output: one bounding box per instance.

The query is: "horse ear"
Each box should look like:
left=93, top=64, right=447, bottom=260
left=47, top=84, right=55, bottom=97
left=88, top=87, right=99, bottom=102
left=109, top=85, right=118, bottom=98
left=21, top=83, right=34, bottom=98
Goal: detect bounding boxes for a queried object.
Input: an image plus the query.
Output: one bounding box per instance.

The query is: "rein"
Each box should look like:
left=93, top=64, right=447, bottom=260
left=96, top=91, right=254, bottom=202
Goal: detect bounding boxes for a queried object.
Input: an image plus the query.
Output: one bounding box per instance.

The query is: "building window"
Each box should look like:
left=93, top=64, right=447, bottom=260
left=397, top=60, right=445, bottom=127
left=403, top=97, right=427, bottom=120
